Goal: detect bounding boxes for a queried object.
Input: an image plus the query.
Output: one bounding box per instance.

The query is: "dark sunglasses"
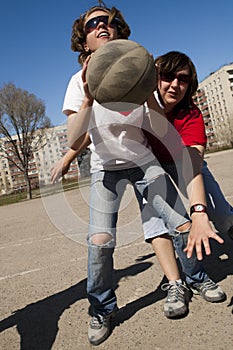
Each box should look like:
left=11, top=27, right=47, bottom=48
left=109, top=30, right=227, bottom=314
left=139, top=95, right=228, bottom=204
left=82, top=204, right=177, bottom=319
left=84, top=15, right=120, bottom=34
left=160, top=72, right=191, bottom=85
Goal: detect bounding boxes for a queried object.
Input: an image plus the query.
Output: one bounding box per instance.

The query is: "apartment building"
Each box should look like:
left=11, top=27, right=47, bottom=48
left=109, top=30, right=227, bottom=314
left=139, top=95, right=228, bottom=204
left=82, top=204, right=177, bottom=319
left=194, top=63, right=233, bottom=149
left=0, top=124, right=79, bottom=194
left=35, top=124, right=79, bottom=186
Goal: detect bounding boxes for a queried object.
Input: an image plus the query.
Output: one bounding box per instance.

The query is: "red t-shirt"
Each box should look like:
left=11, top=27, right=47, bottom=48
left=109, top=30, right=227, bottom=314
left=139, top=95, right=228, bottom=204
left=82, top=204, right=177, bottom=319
left=144, top=103, right=207, bottom=163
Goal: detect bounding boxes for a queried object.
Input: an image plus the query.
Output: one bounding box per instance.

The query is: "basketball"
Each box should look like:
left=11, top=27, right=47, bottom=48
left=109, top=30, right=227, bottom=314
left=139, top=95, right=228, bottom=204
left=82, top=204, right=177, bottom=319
left=86, top=39, right=157, bottom=110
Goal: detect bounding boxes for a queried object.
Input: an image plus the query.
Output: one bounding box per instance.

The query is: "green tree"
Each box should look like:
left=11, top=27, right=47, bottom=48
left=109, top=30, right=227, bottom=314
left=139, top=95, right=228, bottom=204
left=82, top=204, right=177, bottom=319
left=0, top=83, right=52, bottom=199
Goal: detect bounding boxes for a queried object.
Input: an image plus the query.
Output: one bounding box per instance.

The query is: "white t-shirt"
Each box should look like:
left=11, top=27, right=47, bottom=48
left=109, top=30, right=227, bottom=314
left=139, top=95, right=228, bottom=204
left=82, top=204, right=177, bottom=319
left=63, top=70, right=155, bottom=173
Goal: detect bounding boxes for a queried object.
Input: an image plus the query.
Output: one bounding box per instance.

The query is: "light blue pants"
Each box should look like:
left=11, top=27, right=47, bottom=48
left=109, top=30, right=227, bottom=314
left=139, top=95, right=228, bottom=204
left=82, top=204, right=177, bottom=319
left=87, top=162, right=190, bottom=316
left=142, top=160, right=233, bottom=285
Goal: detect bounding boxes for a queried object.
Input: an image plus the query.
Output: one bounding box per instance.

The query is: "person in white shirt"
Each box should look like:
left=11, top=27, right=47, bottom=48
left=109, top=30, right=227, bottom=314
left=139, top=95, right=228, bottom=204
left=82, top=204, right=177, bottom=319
left=57, top=2, right=224, bottom=345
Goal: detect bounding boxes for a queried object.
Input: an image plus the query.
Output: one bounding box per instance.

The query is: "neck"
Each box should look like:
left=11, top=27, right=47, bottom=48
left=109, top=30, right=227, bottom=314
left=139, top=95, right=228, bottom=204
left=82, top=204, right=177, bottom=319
left=164, top=103, right=176, bottom=114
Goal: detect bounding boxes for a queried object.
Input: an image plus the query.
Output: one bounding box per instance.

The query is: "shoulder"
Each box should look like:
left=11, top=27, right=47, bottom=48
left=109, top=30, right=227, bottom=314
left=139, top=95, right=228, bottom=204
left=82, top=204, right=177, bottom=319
left=188, top=103, right=202, bottom=118
left=68, top=70, right=83, bottom=85
left=173, top=104, right=203, bottom=129
left=62, top=69, right=84, bottom=115
left=178, top=103, right=202, bottom=120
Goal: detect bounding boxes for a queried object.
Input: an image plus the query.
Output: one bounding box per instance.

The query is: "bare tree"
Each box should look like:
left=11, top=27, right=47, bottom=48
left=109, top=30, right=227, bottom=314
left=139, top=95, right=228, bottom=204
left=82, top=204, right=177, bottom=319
left=0, top=83, right=52, bottom=199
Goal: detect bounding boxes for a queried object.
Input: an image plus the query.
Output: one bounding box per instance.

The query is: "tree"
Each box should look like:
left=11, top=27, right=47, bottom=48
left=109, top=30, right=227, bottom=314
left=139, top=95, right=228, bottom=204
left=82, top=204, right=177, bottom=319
left=0, top=83, right=52, bottom=199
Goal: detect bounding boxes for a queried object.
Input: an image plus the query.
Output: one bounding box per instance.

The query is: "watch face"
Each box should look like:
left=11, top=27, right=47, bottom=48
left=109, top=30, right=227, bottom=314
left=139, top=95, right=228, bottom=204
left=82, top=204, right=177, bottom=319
left=190, top=204, right=207, bottom=216
left=195, top=205, right=204, bottom=211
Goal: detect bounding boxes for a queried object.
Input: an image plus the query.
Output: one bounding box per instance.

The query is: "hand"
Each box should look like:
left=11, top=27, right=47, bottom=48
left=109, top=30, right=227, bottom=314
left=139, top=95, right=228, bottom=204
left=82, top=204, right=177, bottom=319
left=50, top=158, right=70, bottom=184
left=184, top=213, right=224, bottom=260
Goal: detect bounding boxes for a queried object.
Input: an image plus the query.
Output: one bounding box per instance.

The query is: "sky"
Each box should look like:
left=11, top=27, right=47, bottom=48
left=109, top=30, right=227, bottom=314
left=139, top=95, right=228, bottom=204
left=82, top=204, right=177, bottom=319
left=1, top=0, right=232, bottom=127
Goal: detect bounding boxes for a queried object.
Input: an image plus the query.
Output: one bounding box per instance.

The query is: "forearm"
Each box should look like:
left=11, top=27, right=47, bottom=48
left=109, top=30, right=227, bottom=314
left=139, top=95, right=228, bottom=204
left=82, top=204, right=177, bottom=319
left=183, top=145, right=206, bottom=206
left=67, top=98, right=93, bottom=150
left=63, top=135, right=91, bottom=168
left=187, top=172, right=207, bottom=207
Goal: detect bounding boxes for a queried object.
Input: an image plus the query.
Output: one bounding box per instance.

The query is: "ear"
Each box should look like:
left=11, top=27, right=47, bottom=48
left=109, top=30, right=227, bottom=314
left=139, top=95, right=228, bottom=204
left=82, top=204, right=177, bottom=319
left=83, top=43, right=90, bottom=52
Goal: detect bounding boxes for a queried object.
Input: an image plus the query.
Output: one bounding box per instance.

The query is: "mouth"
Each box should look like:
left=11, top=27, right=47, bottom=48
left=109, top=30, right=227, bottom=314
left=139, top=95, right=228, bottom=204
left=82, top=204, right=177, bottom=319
left=97, top=31, right=110, bottom=38
left=167, top=91, right=177, bottom=98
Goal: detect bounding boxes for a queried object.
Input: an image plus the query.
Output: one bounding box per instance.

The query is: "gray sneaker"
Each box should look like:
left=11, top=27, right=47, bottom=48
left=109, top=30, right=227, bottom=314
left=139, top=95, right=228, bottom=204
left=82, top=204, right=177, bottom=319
left=190, top=278, right=226, bottom=302
left=162, top=281, right=190, bottom=318
left=88, top=310, right=117, bottom=345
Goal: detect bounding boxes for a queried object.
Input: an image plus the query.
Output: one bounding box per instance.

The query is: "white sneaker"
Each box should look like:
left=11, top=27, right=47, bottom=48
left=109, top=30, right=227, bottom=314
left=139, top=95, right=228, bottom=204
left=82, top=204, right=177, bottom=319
left=190, top=278, right=226, bottom=302
left=162, top=281, right=190, bottom=318
left=88, top=309, right=117, bottom=345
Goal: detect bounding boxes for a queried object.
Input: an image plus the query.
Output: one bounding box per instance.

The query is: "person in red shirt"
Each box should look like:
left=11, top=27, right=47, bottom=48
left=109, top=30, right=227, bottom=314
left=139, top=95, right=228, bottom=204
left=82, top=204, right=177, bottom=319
left=144, top=50, right=232, bottom=301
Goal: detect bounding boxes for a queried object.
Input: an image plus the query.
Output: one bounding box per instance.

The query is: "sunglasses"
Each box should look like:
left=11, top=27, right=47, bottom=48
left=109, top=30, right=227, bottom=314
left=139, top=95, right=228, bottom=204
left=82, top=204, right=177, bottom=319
left=84, top=15, right=120, bottom=34
left=160, top=72, right=191, bottom=85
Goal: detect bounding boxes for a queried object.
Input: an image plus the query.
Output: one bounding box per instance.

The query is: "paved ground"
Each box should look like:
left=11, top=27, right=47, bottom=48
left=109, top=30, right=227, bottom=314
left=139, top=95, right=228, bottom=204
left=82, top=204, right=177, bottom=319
left=1, top=149, right=233, bottom=350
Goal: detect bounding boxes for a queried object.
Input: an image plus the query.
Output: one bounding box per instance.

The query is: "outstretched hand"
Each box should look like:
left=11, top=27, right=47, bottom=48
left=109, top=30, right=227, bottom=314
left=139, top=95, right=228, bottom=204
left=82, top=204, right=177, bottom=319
left=184, top=213, right=224, bottom=260
left=51, top=157, right=70, bottom=184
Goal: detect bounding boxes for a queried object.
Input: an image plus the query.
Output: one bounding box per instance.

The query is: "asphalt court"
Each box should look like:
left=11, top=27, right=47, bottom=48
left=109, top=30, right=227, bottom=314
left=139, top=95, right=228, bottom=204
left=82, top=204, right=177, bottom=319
left=1, top=149, right=233, bottom=350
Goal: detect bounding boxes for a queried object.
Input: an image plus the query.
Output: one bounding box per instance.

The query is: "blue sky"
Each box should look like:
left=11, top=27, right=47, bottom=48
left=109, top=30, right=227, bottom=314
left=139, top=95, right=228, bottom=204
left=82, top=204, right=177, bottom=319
left=1, top=0, right=232, bottom=126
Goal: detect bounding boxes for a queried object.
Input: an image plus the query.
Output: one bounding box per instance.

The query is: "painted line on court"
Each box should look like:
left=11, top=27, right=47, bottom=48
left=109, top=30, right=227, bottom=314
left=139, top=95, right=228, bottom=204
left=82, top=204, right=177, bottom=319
left=0, top=232, right=63, bottom=250
left=0, top=240, right=145, bottom=281
left=0, top=257, right=85, bottom=281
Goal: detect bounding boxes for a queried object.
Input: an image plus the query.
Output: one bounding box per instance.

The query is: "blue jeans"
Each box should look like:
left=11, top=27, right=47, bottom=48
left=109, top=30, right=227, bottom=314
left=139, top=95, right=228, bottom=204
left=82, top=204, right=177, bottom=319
left=142, top=160, right=233, bottom=285
left=87, top=162, right=190, bottom=316
left=202, top=161, right=233, bottom=233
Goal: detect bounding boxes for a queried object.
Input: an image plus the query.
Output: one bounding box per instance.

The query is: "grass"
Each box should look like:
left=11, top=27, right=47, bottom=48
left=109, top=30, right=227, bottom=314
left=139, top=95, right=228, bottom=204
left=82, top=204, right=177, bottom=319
left=0, top=177, right=91, bottom=207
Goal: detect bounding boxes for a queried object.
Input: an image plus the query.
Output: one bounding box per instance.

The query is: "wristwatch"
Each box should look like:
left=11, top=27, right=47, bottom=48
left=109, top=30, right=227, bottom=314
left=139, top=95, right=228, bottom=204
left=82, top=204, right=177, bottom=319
left=190, top=204, right=207, bottom=216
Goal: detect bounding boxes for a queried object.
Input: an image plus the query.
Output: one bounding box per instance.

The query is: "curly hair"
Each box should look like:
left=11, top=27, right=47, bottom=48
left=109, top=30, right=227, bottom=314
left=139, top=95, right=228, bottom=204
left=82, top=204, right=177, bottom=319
left=71, top=1, right=131, bottom=65
left=155, top=51, right=198, bottom=110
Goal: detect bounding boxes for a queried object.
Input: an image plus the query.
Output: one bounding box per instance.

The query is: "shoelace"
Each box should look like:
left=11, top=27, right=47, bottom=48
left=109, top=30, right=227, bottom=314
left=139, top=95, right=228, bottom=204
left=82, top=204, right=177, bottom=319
left=90, top=315, right=104, bottom=329
left=161, top=282, right=188, bottom=302
left=200, top=279, right=217, bottom=290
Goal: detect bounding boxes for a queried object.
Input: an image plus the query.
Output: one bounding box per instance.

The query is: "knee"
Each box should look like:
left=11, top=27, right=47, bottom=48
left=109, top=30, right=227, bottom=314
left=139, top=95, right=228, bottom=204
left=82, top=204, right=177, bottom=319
left=90, top=232, right=114, bottom=247
left=176, top=222, right=191, bottom=232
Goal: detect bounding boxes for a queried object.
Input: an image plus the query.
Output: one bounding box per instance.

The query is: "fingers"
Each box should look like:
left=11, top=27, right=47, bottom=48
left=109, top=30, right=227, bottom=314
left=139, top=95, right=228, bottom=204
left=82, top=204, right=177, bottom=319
left=51, top=169, right=59, bottom=183
left=82, top=55, right=92, bottom=82
left=50, top=165, right=62, bottom=184
left=184, top=238, right=204, bottom=260
left=212, top=232, right=224, bottom=244
left=184, top=232, right=224, bottom=260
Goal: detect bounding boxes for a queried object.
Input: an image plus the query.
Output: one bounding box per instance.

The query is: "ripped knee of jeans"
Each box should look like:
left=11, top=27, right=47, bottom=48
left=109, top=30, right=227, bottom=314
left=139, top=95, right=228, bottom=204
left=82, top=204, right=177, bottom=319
left=89, top=232, right=115, bottom=248
left=175, top=222, right=191, bottom=234
left=172, top=225, right=191, bottom=245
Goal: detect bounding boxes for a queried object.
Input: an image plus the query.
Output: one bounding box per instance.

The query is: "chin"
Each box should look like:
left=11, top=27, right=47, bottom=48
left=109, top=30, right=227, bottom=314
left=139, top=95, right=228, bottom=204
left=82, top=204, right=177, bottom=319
left=166, top=98, right=178, bottom=105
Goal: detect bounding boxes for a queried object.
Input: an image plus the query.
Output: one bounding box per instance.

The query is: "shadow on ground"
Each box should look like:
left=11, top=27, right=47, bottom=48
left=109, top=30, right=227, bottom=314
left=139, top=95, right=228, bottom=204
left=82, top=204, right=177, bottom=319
left=0, top=261, right=165, bottom=350
left=1, top=234, right=232, bottom=349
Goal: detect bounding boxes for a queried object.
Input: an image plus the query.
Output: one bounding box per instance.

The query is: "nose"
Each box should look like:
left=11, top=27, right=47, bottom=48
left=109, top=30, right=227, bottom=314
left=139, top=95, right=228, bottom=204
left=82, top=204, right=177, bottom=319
left=170, top=78, right=179, bottom=87
left=97, top=21, right=108, bottom=30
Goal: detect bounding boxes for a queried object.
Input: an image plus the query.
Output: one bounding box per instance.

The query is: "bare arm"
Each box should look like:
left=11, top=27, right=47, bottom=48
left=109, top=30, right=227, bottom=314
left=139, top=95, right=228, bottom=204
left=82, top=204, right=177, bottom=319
left=183, top=145, right=224, bottom=259
left=67, top=56, right=94, bottom=150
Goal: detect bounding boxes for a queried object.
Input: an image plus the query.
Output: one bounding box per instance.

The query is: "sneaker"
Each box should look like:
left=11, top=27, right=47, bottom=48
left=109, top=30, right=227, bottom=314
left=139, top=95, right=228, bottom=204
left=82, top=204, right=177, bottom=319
left=88, top=309, right=117, bottom=345
left=162, top=281, right=190, bottom=318
left=190, top=278, right=226, bottom=302
left=228, top=225, right=233, bottom=239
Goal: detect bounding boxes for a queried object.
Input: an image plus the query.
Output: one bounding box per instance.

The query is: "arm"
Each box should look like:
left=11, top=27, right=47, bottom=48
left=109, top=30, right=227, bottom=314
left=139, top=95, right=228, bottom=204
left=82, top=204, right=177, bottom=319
left=67, top=56, right=94, bottom=150
left=183, top=145, right=224, bottom=260
left=53, top=57, right=93, bottom=183
left=51, top=133, right=91, bottom=183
